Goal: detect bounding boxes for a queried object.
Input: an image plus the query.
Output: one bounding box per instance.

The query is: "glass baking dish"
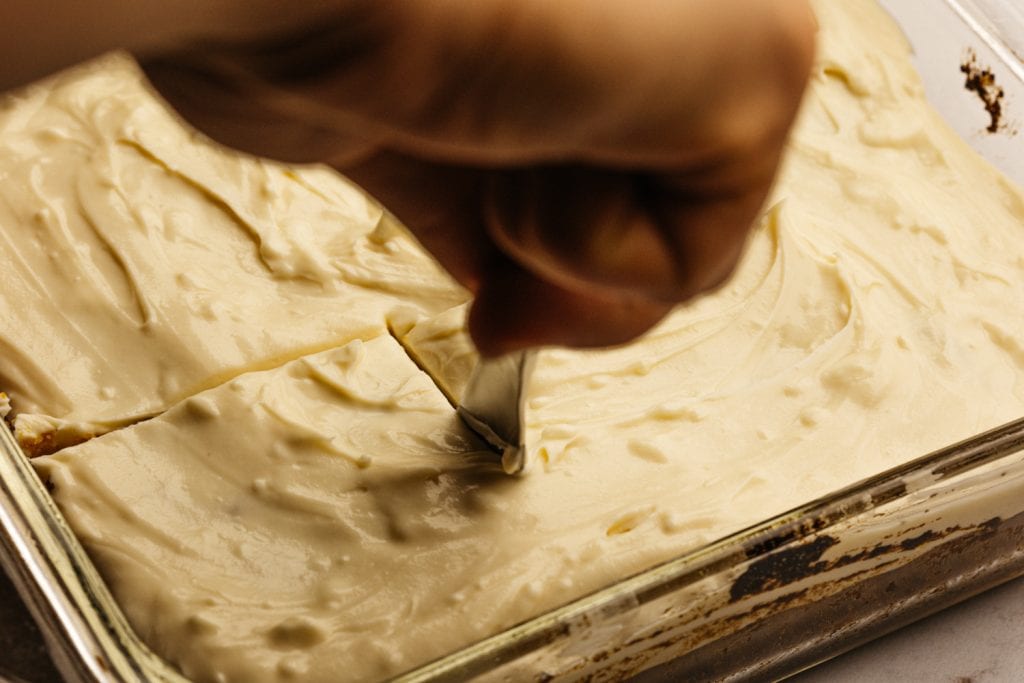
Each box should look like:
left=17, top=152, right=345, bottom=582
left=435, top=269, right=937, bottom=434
left=1, top=0, right=1022, bottom=680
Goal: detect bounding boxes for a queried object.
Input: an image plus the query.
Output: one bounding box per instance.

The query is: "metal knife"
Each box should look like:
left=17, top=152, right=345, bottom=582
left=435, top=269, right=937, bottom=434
left=457, top=350, right=535, bottom=474
left=389, top=316, right=535, bottom=475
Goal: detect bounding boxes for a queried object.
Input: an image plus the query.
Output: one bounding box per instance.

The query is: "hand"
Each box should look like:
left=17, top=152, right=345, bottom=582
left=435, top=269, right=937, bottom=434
left=138, top=0, right=816, bottom=355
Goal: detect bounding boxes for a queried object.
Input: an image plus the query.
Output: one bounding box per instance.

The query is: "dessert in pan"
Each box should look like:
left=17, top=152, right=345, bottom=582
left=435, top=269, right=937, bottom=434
left=0, top=56, right=466, bottom=458
left=1, top=0, right=1023, bottom=681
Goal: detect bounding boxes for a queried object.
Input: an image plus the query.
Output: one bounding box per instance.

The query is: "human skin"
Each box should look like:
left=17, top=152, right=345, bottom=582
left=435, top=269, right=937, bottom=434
left=3, top=0, right=815, bottom=355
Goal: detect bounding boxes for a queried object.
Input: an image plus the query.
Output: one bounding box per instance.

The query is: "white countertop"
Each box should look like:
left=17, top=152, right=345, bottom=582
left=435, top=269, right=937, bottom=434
left=795, top=574, right=1024, bottom=682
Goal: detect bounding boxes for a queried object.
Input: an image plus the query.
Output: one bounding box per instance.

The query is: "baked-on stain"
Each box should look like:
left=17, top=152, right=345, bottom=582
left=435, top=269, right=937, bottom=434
left=626, top=515, right=1023, bottom=682
left=731, top=535, right=839, bottom=602
left=729, top=518, right=1002, bottom=603
left=960, top=50, right=1005, bottom=134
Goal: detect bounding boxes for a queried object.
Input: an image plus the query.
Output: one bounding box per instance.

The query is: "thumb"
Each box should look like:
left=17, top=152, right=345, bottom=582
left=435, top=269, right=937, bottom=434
left=469, top=255, right=672, bottom=356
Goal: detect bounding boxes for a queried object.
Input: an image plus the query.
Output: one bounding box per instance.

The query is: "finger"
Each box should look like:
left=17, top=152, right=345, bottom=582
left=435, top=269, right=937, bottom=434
left=484, top=167, right=681, bottom=302
left=337, top=151, right=492, bottom=290
left=652, top=130, right=789, bottom=294
left=483, top=165, right=768, bottom=306
left=655, top=179, right=772, bottom=296
left=140, top=54, right=375, bottom=165
left=468, top=255, right=673, bottom=356
left=340, top=153, right=677, bottom=354
left=340, top=154, right=678, bottom=354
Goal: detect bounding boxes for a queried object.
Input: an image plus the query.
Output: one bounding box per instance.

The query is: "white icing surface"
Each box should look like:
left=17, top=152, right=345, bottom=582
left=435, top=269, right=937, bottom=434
left=12, top=0, right=1024, bottom=681
left=0, top=55, right=464, bottom=453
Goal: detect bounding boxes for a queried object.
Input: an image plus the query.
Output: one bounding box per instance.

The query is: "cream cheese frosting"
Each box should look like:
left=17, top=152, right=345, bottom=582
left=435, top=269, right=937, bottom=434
left=0, top=56, right=464, bottom=454
left=18, top=0, right=1024, bottom=681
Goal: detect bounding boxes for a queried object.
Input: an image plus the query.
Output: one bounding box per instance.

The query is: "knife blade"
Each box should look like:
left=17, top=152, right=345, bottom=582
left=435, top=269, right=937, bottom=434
left=457, top=350, right=535, bottom=474
left=388, top=316, right=535, bottom=474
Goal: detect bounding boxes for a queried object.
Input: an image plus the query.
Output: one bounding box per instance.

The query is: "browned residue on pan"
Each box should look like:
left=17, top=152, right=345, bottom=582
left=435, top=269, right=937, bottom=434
left=729, top=517, right=1001, bottom=603
left=961, top=50, right=1006, bottom=134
